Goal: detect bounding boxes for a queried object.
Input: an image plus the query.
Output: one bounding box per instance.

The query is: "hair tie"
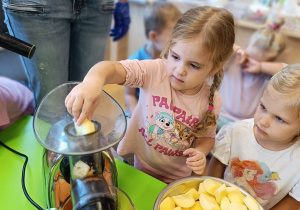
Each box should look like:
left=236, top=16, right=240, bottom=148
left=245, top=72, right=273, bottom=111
left=272, top=42, right=280, bottom=51
left=255, top=32, right=280, bottom=51
left=268, top=24, right=280, bottom=30
left=271, top=67, right=286, bottom=80
left=255, top=33, right=267, bottom=40
left=208, top=106, right=214, bottom=111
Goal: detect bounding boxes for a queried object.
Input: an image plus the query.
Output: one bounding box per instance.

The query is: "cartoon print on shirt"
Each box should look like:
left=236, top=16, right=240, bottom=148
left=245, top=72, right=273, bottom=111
left=167, top=121, right=194, bottom=149
left=148, top=112, right=174, bottom=141
left=229, top=157, right=278, bottom=205
left=140, top=95, right=202, bottom=157
left=257, top=162, right=280, bottom=183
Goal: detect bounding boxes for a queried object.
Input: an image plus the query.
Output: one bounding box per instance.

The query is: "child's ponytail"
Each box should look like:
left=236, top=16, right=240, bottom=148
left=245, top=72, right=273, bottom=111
left=249, top=17, right=285, bottom=60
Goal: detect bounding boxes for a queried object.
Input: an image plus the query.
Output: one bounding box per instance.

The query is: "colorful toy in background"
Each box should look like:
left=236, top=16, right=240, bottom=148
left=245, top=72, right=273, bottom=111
left=243, top=0, right=272, bottom=23
left=280, top=0, right=300, bottom=31
left=243, top=0, right=300, bottom=31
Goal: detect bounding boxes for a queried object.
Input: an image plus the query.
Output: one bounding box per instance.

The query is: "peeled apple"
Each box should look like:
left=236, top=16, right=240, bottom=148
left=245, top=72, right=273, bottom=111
left=203, top=179, right=222, bottom=195
left=199, top=193, right=220, bottom=210
left=215, top=184, right=227, bottom=204
left=172, top=194, right=195, bottom=208
left=74, top=118, right=95, bottom=135
left=226, top=203, right=248, bottom=210
left=159, top=196, right=175, bottom=210
left=243, top=196, right=260, bottom=210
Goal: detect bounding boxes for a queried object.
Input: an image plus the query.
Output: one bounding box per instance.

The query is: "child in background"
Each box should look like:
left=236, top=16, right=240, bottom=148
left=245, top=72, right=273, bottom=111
left=125, top=2, right=181, bottom=116
left=208, top=64, right=300, bottom=209
left=65, top=6, right=235, bottom=183
left=217, top=18, right=286, bottom=131
left=0, top=77, right=35, bottom=130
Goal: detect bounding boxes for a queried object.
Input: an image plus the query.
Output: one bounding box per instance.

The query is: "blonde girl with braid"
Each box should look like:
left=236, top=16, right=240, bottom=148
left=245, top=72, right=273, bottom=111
left=217, top=18, right=286, bottom=131
left=65, top=6, right=235, bottom=183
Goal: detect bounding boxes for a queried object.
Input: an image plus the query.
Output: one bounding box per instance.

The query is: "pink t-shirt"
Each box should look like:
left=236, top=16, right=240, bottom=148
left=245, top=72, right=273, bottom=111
left=0, top=77, right=34, bottom=130
left=117, top=59, right=222, bottom=182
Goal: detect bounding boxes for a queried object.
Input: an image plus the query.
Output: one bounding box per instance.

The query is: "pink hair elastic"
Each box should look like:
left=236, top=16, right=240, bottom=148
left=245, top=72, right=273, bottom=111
left=268, top=24, right=280, bottom=30
left=208, top=106, right=214, bottom=111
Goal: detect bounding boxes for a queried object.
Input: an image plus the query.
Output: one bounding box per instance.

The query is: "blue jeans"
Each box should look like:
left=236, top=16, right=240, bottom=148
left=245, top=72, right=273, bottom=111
left=2, top=0, right=114, bottom=105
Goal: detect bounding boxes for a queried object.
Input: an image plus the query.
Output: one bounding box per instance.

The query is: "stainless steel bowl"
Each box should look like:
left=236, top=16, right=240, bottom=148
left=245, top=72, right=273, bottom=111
left=153, top=175, right=264, bottom=210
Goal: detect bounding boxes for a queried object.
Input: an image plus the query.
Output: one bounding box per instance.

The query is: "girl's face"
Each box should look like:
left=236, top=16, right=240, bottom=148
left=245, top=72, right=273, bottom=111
left=254, top=90, right=300, bottom=151
left=165, top=39, right=217, bottom=95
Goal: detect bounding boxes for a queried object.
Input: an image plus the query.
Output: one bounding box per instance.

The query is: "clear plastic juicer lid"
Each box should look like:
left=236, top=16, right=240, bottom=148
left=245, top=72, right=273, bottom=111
left=33, top=82, right=127, bottom=155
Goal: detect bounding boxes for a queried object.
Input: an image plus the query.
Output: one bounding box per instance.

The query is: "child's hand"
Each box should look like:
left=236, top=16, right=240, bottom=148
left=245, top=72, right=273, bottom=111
left=242, top=57, right=261, bottom=74
left=236, top=48, right=247, bottom=64
left=65, top=82, right=102, bottom=125
left=183, top=148, right=206, bottom=175
left=233, top=44, right=247, bottom=64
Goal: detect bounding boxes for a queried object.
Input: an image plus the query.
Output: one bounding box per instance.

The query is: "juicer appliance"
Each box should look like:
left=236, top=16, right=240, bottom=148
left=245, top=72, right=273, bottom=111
left=33, top=82, right=134, bottom=210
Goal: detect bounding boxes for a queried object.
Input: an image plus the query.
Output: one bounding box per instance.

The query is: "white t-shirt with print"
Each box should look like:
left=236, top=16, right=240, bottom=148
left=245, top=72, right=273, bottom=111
left=211, top=118, right=300, bottom=209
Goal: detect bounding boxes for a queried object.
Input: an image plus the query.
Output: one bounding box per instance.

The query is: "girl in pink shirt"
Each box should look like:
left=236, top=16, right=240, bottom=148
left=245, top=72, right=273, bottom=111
left=65, top=6, right=235, bottom=183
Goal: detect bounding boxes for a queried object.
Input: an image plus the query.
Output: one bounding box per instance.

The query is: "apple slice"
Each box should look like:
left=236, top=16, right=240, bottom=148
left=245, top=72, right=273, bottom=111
left=159, top=196, right=175, bottom=210
left=228, top=191, right=245, bottom=204
left=190, top=201, right=203, bottom=210
left=185, top=188, right=200, bottom=201
left=172, top=193, right=195, bottom=208
left=226, top=203, right=248, bottom=210
left=203, top=179, right=222, bottom=195
left=199, top=193, right=220, bottom=210
left=226, top=187, right=240, bottom=194
left=243, top=196, right=260, bottom=210
left=215, top=184, right=227, bottom=204
left=74, top=118, right=95, bottom=135
left=198, top=183, right=208, bottom=195
left=220, top=196, right=230, bottom=210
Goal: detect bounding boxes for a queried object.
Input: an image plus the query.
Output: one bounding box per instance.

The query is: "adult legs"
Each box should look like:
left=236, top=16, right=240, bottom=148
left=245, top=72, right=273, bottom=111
left=69, top=0, right=114, bottom=81
left=3, top=0, right=73, bottom=105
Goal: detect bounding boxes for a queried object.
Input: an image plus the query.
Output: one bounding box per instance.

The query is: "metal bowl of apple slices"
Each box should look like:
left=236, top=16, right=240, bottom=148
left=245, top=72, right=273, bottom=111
left=153, top=176, right=264, bottom=210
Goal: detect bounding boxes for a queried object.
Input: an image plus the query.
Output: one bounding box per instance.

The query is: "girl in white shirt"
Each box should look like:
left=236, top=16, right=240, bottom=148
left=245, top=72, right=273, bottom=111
left=209, top=64, right=300, bottom=209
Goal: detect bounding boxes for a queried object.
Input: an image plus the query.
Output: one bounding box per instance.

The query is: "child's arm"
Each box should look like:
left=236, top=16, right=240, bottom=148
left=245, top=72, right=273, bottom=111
left=124, top=86, right=138, bottom=116
left=270, top=194, right=300, bottom=210
left=207, top=156, right=226, bottom=179
left=260, top=62, right=286, bottom=75
left=184, top=137, right=215, bottom=175
left=65, top=61, right=127, bottom=125
left=243, top=59, right=285, bottom=75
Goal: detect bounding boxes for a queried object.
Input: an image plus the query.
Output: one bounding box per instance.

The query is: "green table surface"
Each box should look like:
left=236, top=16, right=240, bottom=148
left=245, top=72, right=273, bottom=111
left=0, top=115, right=167, bottom=210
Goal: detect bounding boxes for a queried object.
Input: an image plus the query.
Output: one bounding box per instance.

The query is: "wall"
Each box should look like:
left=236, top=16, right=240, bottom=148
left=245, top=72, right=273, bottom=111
left=105, top=1, right=300, bottom=64
left=235, top=19, right=300, bottom=64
